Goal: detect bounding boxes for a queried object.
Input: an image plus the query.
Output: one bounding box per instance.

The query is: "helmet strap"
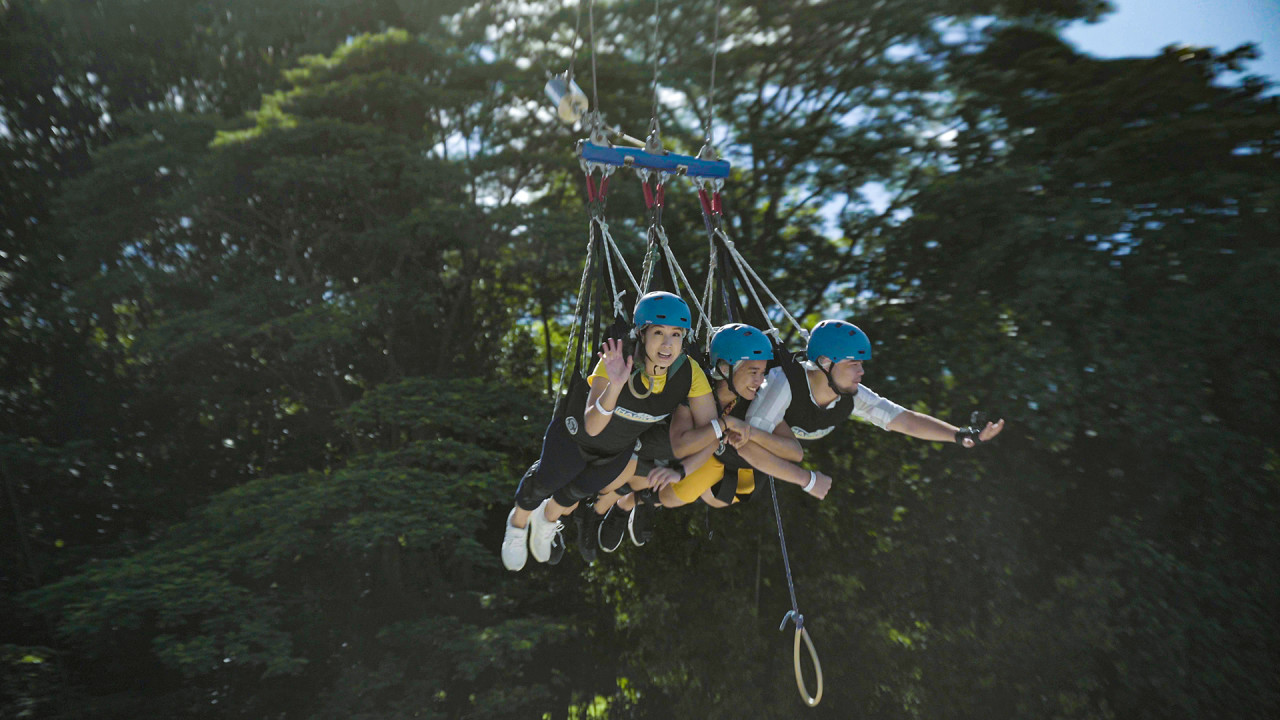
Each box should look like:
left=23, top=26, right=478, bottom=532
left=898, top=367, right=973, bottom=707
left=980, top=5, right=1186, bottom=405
left=818, top=359, right=859, bottom=399
left=628, top=325, right=655, bottom=399
left=630, top=324, right=686, bottom=399
left=714, top=360, right=750, bottom=406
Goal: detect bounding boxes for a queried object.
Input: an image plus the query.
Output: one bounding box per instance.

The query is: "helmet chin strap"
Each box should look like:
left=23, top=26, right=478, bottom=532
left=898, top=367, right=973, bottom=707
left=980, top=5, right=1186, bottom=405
left=631, top=324, right=678, bottom=399
left=717, top=361, right=750, bottom=405
left=630, top=325, right=657, bottom=399
left=818, top=360, right=859, bottom=399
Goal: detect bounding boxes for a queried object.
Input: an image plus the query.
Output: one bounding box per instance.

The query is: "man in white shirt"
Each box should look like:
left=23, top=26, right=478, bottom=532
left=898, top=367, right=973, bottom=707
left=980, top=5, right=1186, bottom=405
left=745, top=319, right=1005, bottom=467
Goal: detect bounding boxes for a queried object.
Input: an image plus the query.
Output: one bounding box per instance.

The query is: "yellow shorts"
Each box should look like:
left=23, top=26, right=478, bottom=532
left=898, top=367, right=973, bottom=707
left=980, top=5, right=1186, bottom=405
left=671, top=456, right=756, bottom=505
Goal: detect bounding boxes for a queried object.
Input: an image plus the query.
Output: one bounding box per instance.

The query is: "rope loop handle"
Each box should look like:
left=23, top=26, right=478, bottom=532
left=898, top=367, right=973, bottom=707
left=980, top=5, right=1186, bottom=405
left=794, top=625, right=823, bottom=707
left=779, top=610, right=823, bottom=707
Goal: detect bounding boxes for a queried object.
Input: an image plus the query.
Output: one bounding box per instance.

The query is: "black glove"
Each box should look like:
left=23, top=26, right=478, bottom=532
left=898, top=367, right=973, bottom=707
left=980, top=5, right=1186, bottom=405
left=955, top=411, right=988, bottom=447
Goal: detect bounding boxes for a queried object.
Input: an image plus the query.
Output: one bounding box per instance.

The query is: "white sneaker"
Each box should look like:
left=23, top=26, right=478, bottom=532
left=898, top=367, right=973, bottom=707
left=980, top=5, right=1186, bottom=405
left=527, top=499, right=564, bottom=564
left=501, top=508, right=529, bottom=571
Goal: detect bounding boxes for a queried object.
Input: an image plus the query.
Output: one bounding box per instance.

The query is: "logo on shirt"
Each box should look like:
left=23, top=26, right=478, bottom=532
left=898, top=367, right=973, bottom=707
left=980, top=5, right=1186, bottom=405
left=792, top=425, right=836, bottom=441
left=614, top=407, right=670, bottom=424
left=565, top=416, right=579, bottom=435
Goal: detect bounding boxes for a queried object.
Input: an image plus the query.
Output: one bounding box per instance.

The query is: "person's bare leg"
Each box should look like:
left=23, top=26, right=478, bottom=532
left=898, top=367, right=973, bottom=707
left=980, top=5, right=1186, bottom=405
left=511, top=506, right=532, bottom=529
left=657, top=485, right=690, bottom=507
left=593, top=467, right=643, bottom=515
left=616, top=490, right=637, bottom=512
left=699, top=489, right=730, bottom=508
left=545, top=499, right=578, bottom=520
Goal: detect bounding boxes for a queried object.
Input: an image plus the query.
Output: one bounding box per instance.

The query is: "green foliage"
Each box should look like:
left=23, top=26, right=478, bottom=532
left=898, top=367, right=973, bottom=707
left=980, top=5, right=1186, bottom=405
left=23, top=374, right=566, bottom=715
left=0, top=644, right=60, bottom=719
left=5, top=2, right=1280, bottom=719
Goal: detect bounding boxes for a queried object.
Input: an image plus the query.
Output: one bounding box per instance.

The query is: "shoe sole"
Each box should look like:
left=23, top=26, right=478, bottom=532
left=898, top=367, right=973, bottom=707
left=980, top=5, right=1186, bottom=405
left=597, top=513, right=624, bottom=553
left=627, top=508, right=649, bottom=547
left=547, top=529, right=566, bottom=565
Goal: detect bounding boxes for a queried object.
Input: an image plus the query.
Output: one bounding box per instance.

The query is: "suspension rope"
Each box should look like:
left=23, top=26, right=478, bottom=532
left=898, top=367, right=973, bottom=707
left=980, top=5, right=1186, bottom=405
left=597, top=217, right=640, bottom=317
left=549, top=223, right=599, bottom=419
left=697, top=229, right=719, bottom=343
left=654, top=224, right=711, bottom=330
left=648, top=0, right=663, bottom=125
left=718, top=228, right=809, bottom=341
left=693, top=185, right=807, bottom=344
left=588, top=0, right=600, bottom=113
left=768, top=477, right=824, bottom=707
left=569, top=0, right=584, bottom=84
left=634, top=168, right=713, bottom=339
left=638, top=173, right=665, bottom=294
left=703, top=0, right=723, bottom=149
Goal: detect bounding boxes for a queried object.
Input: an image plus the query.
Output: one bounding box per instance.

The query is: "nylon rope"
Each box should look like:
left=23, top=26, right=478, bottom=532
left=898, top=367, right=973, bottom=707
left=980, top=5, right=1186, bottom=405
left=704, top=0, right=722, bottom=147
left=649, top=0, right=662, bottom=124
left=770, top=473, right=823, bottom=707
left=597, top=218, right=641, bottom=317
left=718, top=228, right=809, bottom=340
left=569, top=0, right=584, bottom=84
left=768, top=477, right=801, bottom=618
left=697, top=229, right=719, bottom=343
left=550, top=222, right=599, bottom=418
left=639, top=223, right=659, bottom=294
left=654, top=224, right=711, bottom=330
left=588, top=0, right=600, bottom=113
left=637, top=173, right=665, bottom=296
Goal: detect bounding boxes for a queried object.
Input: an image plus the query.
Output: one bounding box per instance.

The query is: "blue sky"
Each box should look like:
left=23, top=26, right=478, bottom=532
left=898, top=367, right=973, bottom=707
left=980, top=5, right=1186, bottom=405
left=1063, top=0, right=1280, bottom=85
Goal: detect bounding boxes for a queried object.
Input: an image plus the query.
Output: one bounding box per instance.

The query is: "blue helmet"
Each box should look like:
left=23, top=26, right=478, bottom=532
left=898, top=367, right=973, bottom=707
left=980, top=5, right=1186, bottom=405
left=633, top=291, right=691, bottom=330
left=807, top=319, right=871, bottom=363
left=710, top=323, right=773, bottom=370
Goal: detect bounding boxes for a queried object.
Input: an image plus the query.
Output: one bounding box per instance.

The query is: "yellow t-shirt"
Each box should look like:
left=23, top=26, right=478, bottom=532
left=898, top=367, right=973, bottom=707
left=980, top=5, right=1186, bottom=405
left=588, top=356, right=711, bottom=398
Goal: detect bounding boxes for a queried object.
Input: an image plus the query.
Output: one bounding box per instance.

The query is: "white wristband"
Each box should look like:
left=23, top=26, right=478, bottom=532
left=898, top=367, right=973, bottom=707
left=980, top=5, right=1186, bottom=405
left=802, top=471, right=818, bottom=493
left=710, top=419, right=723, bottom=439
left=594, top=397, right=614, bottom=416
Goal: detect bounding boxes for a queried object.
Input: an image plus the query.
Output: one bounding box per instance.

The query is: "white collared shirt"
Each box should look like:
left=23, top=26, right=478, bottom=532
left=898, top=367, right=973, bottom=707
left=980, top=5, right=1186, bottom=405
left=746, top=366, right=905, bottom=433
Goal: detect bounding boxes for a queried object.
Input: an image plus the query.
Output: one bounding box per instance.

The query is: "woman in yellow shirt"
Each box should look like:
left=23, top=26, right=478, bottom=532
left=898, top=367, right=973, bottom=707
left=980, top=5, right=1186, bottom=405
left=501, top=292, right=717, bottom=570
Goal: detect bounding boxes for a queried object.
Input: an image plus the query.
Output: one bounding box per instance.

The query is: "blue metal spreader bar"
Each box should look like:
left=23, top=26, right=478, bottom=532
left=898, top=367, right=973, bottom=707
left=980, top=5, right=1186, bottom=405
left=578, top=141, right=730, bottom=179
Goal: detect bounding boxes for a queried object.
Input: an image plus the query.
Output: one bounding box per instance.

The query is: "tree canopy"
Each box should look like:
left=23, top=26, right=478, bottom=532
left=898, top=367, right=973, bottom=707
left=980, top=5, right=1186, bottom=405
left=3, top=1, right=1277, bottom=718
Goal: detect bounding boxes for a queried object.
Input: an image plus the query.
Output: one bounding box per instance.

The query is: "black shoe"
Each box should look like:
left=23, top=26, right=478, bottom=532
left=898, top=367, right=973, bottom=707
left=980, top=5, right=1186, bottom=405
left=628, top=502, right=655, bottom=547
left=547, top=526, right=566, bottom=566
left=575, top=504, right=602, bottom=563
left=598, top=505, right=627, bottom=553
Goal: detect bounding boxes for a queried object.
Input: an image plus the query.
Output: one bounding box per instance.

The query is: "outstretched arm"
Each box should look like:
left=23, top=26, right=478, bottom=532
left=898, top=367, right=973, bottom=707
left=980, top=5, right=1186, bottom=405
left=736, top=436, right=832, bottom=499
left=853, top=384, right=1004, bottom=448
left=886, top=410, right=1005, bottom=447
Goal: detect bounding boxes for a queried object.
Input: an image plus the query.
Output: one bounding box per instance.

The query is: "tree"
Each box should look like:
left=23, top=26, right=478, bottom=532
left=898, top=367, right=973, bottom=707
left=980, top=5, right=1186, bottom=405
left=854, top=26, right=1280, bottom=719
left=14, top=3, right=1279, bottom=719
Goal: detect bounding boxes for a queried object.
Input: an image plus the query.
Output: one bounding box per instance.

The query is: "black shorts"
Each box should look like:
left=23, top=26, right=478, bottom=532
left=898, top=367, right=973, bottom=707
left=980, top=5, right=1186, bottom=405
left=514, top=417, right=634, bottom=510
left=632, top=421, right=676, bottom=476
